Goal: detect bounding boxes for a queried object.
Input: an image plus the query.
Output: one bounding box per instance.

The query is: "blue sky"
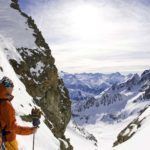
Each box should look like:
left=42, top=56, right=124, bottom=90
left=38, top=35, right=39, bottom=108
left=19, top=0, right=150, bottom=74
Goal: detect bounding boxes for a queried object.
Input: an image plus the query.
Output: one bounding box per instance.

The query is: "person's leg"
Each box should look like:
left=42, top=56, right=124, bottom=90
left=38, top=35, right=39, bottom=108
left=0, top=137, right=2, bottom=149
left=5, top=139, right=18, bottom=150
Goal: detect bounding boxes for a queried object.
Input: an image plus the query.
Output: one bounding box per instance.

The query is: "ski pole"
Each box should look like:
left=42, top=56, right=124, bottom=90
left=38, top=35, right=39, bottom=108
left=31, top=107, right=41, bottom=150
left=1, top=143, right=5, bottom=150
left=32, top=133, right=35, bottom=150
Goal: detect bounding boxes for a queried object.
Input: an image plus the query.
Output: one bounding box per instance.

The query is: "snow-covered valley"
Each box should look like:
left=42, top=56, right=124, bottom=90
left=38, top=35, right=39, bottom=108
left=64, top=70, right=150, bottom=150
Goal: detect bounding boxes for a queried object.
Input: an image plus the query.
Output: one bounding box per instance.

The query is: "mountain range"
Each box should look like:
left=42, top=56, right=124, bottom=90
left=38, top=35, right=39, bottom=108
left=60, top=71, right=133, bottom=101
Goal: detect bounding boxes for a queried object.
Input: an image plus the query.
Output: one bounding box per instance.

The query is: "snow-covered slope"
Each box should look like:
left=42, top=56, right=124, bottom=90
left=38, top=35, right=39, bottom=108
left=65, top=120, right=97, bottom=150
left=60, top=71, right=131, bottom=101
left=113, top=106, right=150, bottom=150
left=0, top=0, right=39, bottom=49
left=0, top=39, right=60, bottom=150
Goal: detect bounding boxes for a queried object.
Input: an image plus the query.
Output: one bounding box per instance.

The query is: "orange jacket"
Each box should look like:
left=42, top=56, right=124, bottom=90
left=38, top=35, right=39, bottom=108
left=0, top=84, right=34, bottom=142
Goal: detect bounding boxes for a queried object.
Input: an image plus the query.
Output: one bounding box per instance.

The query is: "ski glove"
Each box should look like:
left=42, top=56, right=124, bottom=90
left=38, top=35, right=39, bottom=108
left=31, top=107, right=42, bottom=127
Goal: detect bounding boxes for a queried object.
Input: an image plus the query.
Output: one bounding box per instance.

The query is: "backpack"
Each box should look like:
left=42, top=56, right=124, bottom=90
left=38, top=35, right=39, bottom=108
left=0, top=101, right=7, bottom=150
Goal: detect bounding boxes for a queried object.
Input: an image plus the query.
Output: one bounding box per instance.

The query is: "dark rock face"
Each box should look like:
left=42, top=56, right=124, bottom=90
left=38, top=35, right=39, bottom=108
left=113, top=118, right=143, bottom=147
left=9, top=0, right=72, bottom=149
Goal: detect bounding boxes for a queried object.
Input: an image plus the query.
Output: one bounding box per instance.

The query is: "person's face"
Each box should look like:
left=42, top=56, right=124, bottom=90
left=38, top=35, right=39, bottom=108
left=6, top=87, right=13, bottom=100
left=6, top=87, right=13, bottom=94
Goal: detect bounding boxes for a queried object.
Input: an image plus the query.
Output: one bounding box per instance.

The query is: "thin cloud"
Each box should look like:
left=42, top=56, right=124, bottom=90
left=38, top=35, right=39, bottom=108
left=19, top=0, right=150, bottom=73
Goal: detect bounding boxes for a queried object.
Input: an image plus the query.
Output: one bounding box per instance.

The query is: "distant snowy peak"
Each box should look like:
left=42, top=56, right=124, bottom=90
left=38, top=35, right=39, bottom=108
left=140, top=69, right=150, bottom=82
left=60, top=71, right=131, bottom=101
left=109, top=73, right=140, bottom=92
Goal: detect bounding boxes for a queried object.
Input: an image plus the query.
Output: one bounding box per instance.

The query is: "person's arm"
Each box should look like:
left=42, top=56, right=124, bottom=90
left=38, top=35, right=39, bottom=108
left=15, top=125, right=37, bottom=135
left=4, top=101, right=36, bottom=135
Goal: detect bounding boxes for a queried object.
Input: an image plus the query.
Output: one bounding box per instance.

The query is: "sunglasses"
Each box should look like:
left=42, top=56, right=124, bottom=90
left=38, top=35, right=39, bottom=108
left=3, top=81, right=14, bottom=88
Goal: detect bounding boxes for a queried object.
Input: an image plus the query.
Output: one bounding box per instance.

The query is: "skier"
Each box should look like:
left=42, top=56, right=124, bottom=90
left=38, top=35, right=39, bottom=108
left=0, top=76, right=39, bottom=150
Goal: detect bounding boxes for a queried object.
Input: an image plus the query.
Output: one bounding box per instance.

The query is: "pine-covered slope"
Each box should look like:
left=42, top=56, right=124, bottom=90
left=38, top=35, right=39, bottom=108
left=0, top=0, right=72, bottom=149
